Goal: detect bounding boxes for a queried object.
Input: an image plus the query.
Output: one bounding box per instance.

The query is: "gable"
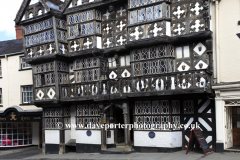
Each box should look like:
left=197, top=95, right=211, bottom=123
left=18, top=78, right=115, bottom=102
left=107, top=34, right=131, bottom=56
left=15, top=0, right=64, bottom=24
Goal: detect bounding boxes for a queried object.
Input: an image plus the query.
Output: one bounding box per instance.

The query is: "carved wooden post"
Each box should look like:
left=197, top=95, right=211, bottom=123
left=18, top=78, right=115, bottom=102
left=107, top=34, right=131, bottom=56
left=100, top=104, right=106, bottom=150
left=42, top=109, right=46, bottom=155
left=123, top=103, right=132, bottom=152
left=59, top=107, right=65, bottom=154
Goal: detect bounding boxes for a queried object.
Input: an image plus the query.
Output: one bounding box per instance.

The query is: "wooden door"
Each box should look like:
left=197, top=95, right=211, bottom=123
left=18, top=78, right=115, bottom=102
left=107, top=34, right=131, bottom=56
left=232, top=107, right=240, bottom=146
left=225, top=107, right=233, bottom=148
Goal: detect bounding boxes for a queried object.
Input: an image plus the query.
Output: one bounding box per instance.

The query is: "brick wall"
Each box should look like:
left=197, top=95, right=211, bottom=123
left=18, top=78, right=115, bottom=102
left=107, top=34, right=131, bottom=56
left=15, top=25, right=22, bottom=39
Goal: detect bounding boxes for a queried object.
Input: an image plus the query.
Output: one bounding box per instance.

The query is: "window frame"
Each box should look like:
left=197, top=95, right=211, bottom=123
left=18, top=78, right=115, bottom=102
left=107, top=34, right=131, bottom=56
left=20, top=57, right=31, bottom=70
left=21, top=86, right=33, bottom=104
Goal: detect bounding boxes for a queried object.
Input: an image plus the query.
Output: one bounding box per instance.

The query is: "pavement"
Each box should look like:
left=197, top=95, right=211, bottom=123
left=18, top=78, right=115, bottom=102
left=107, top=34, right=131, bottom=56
left=0, top=146, right=239, bottom=160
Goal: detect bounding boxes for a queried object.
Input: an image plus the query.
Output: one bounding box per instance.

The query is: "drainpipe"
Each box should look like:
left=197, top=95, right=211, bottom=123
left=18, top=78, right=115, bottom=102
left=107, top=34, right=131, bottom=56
left=215, top=0, right=220, bottom=83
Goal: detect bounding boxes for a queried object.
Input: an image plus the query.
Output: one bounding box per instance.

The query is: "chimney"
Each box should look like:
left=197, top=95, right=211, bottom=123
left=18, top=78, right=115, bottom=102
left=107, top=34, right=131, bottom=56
left=15, top=25, right=22, bottom=39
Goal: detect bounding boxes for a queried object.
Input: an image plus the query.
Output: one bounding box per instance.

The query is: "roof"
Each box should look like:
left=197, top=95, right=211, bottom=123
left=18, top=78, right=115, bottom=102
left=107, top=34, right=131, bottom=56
left=15, top=0, right=64, bottom=24
left=0, top=39, right=23, bottom=55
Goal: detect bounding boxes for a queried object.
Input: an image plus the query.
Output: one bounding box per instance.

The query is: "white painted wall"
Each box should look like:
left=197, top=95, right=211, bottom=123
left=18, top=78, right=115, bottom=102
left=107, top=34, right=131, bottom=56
left=45, top=130, right=60, bottom=144
left=65, top=130, right=71, bottom=144
left=134, top=131, right=182, bottom=148
left=32, top=122, right=39, bottom=145
left=76, top=130, right=101, bottom=144
left=211, top=0, right=240, bottom=82
left=0, top=55, right=40, bottom=112
left=106, top=130, right=114, bottom=144
left=70, top=105, right=76, bottom=140
left=166, top=21, right=171, bottom=36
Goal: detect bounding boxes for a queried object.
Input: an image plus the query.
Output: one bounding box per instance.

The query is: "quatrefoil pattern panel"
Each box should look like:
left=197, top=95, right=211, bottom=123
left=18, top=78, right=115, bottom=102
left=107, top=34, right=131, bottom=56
left=172, top=0, right=209, bottom=36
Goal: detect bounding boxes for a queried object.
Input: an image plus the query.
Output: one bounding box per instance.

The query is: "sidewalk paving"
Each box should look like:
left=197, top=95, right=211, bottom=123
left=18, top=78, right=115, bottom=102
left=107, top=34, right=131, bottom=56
left=0, top=146, right=239, bottom=160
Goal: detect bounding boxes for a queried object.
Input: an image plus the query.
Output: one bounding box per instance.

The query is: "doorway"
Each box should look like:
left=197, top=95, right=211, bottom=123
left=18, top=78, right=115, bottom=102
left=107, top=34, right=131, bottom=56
left=232, top=107, right=240, bottom=147
left=115, top=107, right=124, bottom=144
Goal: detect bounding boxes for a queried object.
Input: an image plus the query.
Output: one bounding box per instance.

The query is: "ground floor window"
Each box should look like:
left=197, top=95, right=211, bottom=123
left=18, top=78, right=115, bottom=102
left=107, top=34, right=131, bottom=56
left=76, top=104, right=100, bottom=129
left=134, top=100, right=181, bottom=130
left=0, top=122, right=32, bottom=146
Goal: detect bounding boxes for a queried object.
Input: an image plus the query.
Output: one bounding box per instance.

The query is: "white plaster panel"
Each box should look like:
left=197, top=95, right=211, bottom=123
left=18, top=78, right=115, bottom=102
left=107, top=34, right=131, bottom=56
left=134, top=131, right=182, bottom=148
left=171, top=131, right=182, bottom=147
left=45, top=130, right=60, bottom=144
left=32, top=122, right=39, bottom=145
left=71, top=105, right=76, bottom=140
left=65, top=130, right=71, bottom=144
left=166, top=21, right=171, bottom=36
left=106, top=130, right=114, bottom=144
left=97, top=36, right=102, bottom=49
left=76, top=130, right=101, bottom=144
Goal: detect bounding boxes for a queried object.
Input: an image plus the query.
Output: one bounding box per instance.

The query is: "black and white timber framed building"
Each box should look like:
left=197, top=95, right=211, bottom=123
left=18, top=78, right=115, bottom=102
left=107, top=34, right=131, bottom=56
left=15, top=0, right=216, bottom=154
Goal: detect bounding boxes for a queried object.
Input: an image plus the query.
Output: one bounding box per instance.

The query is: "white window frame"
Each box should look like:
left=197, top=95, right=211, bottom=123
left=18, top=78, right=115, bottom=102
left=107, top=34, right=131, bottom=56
left=21, top=57, right=31, bottom=69
left=22, top=86, right=33, bottom=104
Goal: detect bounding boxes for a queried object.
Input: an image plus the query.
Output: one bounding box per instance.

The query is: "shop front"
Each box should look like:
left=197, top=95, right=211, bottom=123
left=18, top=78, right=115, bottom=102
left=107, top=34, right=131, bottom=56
left=0, top=107, right=42, bottom=148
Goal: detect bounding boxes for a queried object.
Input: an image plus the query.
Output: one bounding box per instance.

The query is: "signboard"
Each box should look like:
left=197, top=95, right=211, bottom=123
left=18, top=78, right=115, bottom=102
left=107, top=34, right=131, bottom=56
left=0, top=108, right=42, bottom=122
left=186, top=128, right=211, bottom=154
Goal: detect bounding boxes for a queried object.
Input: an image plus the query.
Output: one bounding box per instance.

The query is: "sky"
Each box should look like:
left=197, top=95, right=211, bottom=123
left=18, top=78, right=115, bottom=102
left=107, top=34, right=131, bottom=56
left=0, top=0, right=24, bottom=41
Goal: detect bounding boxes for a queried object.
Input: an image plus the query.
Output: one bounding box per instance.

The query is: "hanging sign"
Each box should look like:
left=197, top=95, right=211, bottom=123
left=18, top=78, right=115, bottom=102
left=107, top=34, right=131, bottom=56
left=186, top=128, right=211, bottom=154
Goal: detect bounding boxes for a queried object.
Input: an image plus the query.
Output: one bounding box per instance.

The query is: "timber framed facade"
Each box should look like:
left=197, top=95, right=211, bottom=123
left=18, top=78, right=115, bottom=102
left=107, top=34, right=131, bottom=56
left=15, top=0, right=216, bottom=154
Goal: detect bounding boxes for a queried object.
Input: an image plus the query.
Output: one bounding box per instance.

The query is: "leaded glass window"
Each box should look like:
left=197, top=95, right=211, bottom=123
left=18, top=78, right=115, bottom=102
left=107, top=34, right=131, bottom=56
left=81, top=12, right=87, bottom=22
left=39, top=22, right=43, bottom=30
left=40, top=33, right=44, bottom=42
left=45, top=31, right=49, bottom=41
left=96, top=22, right=101, bottom=34
left=31, top=36, right=35, bottom=45
left=141, top=48, right=148, bottom=60
left=172, top=100, right=180, bottom=114
left=34, top=24, right=39, bottom=32
left=44, top=20, right=48, bottom=29
left=142, top=62, right=149, bottom=75
left=154, top=4, right=162, bottom=19
left=26, top=37, right=30, bottom=46
left=130, top=0, right=137, bottom=8
left=88, top=23, right=94, bottom=34
left=139, top=0, right=144, bottom=6
left=96, top=10, right=101, bottom=20
left=133, top=50, right=140, bottom=61
left=70, top=26, right=74, bottom=37
left=69, top=15, right=74, bottom=24
left=133, top=63, right=141, bottom=76
left=75, top=14, right=80, bottom=23
left=49, top=19, right=53, bottom=27
left=184, top=100, right=194, bottom=114
left=160, top=100, right=169, bottom=114
left=158, top=45, right=166, bottom=57
left=150, top=61, right=158, bottom=74
left=138, top=8, right=146, bottom=22
left=143, top=101, right=151, bottom=114
left=166, top=5, right=170, bottom=18
left=81, top=24, right=87, bottom=35
left=130, top=10, right=137, bottom=24
left=87, top=11, right=93, bottom=20
left=146, top=7, right=153, bottom=21
left=50, top=30, right=54, bottom=40
left=159, top=60, right=166, bottom=73
left=149, top=47, right=157, bottom=58
left=30, top=25, right=34, bottom=33
left=35, top=34, right=39, bottom=44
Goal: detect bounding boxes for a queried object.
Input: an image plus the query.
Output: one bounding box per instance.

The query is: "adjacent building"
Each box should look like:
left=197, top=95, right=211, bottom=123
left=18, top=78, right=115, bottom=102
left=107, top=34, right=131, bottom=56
left=0, top=34, right=42, bottom=147
left=211, top=0, right=240, bottom=152
left=15, top=0, right=215, bottom=154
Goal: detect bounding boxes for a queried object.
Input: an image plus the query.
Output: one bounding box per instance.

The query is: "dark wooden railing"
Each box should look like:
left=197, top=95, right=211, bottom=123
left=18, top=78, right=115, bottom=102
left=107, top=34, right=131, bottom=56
left=60, top=70, right=212, bottom=99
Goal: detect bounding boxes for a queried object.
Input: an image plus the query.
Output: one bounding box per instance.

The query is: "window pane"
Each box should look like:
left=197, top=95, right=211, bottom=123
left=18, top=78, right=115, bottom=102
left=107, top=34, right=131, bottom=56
left=183, top=46, right=190, bottom=58
left=176, top=47, right=182, bottom=59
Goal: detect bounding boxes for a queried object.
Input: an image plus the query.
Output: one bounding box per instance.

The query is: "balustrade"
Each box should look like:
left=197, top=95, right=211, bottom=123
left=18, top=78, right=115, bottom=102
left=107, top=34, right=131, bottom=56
left=60, top=70, right=211, bottom=99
